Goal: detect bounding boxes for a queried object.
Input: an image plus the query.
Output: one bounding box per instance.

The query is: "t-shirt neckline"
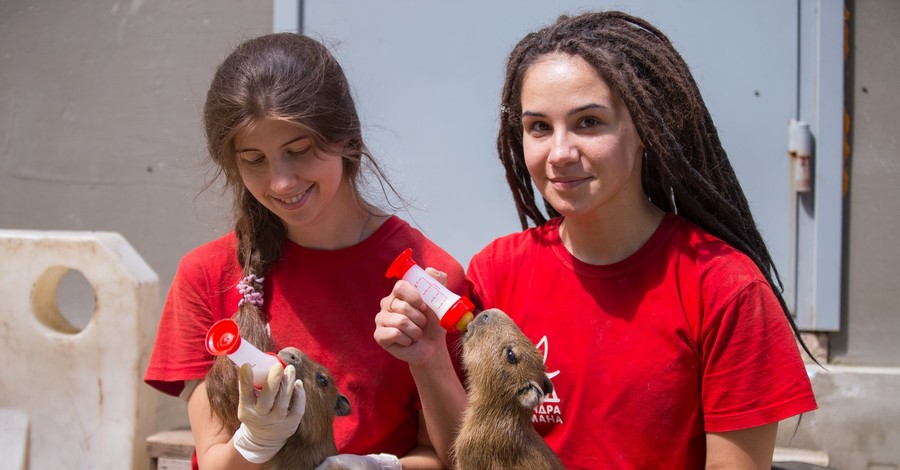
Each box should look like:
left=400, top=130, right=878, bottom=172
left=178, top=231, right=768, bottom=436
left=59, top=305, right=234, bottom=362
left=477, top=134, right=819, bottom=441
left=548, top=213, right=678, bottom=278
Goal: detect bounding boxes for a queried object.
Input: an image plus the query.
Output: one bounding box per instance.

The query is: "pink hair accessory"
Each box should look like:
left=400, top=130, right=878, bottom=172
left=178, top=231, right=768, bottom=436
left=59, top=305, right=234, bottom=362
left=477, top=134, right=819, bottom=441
left=236, top=274, right=265, bottom=307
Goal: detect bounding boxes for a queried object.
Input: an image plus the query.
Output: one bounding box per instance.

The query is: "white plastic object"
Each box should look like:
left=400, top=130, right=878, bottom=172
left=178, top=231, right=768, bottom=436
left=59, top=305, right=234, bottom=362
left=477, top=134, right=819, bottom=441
left=206, top=319, right=284, bottom=387
left=789, top=119, right=813, bottom=193
left=386, top=248, right=474, bottom=332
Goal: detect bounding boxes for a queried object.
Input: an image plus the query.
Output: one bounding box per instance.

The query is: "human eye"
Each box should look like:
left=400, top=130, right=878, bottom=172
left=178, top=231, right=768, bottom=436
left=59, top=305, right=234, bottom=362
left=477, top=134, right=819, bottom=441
left=239, top=152, right=266, bottom=167
left=578, top=116, right=601, bottom=129
left=284, top=136, right=314, bottom=158
left=286, top=146, right=312, bottom=158
left=525, top=120, right=551, bottom=136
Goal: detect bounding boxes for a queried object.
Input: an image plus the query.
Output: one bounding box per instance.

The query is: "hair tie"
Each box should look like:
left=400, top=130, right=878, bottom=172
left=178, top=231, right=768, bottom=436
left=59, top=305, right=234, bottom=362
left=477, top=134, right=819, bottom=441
left=236, top=274, right=265, bottom=307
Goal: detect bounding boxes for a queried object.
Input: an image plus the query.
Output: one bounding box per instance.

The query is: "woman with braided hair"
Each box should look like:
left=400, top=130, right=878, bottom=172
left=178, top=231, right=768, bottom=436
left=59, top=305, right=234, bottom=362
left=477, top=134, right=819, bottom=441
left=144, top=33, right=469, bottom=470
left=376, top=10, right=817, bottom=469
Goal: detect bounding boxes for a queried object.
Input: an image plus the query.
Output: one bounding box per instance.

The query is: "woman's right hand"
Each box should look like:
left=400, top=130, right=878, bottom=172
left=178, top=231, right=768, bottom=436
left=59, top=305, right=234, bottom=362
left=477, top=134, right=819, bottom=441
left=232, top=362, right=306, bottom=463
left=374, top=268, right=466, bottom=467
left=374, top=268, right=449, bottom=366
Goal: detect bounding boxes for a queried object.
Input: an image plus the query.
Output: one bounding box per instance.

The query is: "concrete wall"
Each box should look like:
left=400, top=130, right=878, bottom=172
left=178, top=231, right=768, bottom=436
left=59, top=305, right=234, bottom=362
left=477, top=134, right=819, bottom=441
left=773, top=1, right=900, bottom=469
left=0, top=0, right=271, bottom=431
left=833, top=0, right=900, bottom=367
left=778, top=366, right=900, bottom=470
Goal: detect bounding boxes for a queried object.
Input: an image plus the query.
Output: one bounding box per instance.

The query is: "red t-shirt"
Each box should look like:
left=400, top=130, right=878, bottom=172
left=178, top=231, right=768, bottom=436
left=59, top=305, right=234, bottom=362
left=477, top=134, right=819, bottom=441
left=467, top=214, right=817, bottom=469
left=145, top=215, right=470, bottom=457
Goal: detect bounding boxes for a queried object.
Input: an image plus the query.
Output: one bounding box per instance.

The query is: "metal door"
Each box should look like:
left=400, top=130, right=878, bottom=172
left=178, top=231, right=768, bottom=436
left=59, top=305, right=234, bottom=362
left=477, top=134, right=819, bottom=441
left=276, top=0, right=843, bottom=330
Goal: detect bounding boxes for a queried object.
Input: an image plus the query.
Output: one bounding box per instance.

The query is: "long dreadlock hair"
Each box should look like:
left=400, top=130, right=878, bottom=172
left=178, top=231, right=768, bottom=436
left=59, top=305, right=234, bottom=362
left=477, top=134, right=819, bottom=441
left=497, top=11, right=813, bottom=356
left=199, top=33, right=397, bottom=429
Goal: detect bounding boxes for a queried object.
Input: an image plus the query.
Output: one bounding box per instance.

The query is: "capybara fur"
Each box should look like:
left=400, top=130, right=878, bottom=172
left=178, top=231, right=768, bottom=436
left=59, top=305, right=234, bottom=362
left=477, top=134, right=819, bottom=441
left=452, top=308, right=565, bottom=470
left=206, top=345, right=351, bottom=470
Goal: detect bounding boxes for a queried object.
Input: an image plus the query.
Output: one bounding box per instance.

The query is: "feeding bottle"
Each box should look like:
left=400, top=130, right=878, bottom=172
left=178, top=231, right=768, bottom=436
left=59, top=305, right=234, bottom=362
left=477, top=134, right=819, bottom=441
left=206, top=318, right=284, bottom=387
left=386, top=248, right=475, bottom=332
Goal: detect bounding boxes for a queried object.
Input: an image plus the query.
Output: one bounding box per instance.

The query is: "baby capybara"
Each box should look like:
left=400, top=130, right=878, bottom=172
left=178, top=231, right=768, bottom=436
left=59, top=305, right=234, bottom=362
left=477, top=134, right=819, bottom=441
left=206, top=346, right=351, bottom=470
left=452, top=308, right=565, bottom=470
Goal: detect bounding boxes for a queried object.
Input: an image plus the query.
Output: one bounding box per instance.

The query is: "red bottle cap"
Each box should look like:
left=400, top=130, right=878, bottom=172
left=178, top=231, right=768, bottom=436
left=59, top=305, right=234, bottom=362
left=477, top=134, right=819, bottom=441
left=439, top=297, right=475, bottom=332
left=386, top=248, right=415, bottom=279
left=206, top=318, right=241, bottom=356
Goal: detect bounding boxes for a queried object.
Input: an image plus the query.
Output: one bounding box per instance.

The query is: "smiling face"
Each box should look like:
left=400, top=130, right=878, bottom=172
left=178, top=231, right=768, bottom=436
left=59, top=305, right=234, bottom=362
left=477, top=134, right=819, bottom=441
left=520, top=53, right=646, bottom=221
left=234, top=117, right=357, bottom=246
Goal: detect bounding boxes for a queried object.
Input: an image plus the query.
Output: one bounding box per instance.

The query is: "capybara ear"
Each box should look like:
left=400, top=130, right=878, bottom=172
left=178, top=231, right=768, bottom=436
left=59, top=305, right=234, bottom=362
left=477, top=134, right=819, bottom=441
left=518, top=381, right=545, bottom=410
left=335, top=394, right=351, bottom=416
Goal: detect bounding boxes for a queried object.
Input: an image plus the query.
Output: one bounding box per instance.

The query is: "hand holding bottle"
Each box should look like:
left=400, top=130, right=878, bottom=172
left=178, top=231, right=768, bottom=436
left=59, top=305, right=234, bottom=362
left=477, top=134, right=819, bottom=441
left=232, top=362, right=305, bottom=463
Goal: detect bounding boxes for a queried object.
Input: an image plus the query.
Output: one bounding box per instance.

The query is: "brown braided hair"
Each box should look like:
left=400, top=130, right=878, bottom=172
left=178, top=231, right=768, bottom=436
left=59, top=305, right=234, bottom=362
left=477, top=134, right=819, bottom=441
left=200, top=33, right=397, bottom=428
left=497, top=11, right=813, bottom=357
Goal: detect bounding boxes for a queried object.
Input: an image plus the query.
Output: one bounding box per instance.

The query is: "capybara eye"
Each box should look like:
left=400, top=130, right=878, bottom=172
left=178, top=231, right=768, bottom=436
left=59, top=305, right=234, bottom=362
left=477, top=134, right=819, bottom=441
left=316, top=372, right=329, bottom=388
left=505, top=346, right=518, bottom=364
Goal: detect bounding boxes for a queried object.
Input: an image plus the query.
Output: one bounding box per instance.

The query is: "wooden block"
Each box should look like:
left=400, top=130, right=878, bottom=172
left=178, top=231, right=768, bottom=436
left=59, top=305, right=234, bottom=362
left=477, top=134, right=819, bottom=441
left=147, top=429, right=195, bottom=459
left=157, top=457, right=192, bottom=470
left=773, top=446, right=830, bottom=467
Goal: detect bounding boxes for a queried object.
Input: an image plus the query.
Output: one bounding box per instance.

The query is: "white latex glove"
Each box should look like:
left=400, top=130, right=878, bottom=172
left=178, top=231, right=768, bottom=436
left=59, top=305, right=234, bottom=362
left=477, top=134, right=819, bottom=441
left=314, top=453, right=401, bottom=470
left=232, top=362, right=306, bottom=463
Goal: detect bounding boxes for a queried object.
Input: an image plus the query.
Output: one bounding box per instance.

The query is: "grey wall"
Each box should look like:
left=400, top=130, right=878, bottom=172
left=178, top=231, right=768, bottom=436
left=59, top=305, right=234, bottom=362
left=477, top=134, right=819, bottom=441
left=0, top=0, right=272, bottom=430
left=775, top=2, right=900, bottom=468
left=834, top=0, right=900, bottom=366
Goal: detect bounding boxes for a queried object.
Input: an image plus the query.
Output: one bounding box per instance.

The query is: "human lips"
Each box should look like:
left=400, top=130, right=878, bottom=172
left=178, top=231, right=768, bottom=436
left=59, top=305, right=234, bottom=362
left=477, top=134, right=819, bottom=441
left=549, top=175, right=591, bottom=190
left=278, top=193, right=304, bottom=204
left=272, top=187, right=310, bottom=208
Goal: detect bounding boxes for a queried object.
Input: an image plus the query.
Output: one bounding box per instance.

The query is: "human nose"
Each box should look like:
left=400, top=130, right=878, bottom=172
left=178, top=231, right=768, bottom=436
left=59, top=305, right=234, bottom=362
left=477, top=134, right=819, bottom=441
left=548, top=130, right=579, bottom=165
left=268, top=157, right=298, bottom=192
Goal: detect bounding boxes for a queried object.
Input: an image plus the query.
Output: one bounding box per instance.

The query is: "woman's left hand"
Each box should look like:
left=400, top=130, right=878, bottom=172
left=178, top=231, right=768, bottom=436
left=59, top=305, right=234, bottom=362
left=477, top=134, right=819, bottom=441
left=314, top=453, right=401, bottom=470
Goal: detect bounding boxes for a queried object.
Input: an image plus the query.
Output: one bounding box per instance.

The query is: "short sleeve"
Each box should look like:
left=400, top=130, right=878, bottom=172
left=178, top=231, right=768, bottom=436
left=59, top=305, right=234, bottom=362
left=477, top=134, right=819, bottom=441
left=700, top=280, right=817, bottom=431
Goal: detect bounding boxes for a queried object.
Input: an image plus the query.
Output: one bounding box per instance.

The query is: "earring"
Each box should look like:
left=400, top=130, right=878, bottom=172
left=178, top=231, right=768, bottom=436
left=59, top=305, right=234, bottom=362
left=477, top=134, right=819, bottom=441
left=669, top=186, right=678, bottom=215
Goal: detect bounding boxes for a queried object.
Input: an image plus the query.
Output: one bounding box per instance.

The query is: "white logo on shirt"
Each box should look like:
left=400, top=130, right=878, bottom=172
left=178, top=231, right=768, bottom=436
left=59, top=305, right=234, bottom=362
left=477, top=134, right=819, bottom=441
left=533, top=335, right=563, bottom=424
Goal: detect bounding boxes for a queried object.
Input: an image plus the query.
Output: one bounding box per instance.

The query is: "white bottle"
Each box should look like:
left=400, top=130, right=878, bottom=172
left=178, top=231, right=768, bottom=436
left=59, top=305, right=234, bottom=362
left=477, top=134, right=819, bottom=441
left=206, top=318, right=284, bottom=387
left=386, top=248, right=475, bottom=332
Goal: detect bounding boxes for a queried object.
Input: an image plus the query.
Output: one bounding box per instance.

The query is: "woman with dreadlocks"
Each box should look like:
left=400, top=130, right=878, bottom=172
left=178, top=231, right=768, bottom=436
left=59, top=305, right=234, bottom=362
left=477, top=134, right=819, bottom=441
left=376, top=10, right=817, bottom=469
left=144, top=33, right=469, bottom=470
